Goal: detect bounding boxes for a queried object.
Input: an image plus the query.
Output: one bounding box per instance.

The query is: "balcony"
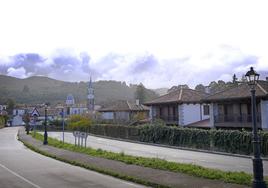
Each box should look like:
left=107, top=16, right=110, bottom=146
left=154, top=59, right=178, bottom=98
left=153, top=115, right=179, bottom=125
left=214, top=114, right=261, bottom=128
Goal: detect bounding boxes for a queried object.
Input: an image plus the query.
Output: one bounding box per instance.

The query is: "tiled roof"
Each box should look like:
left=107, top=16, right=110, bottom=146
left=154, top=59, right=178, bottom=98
left=37, top=108, right=60, bottom=116
left=144, top=88, right=208, bottom=105
left=98, top=100, right=149, bottom=112
left=204, top=80, right=268, bottom=102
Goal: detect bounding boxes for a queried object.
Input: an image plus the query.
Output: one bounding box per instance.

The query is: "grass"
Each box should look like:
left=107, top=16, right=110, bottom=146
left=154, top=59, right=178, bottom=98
left=20, top=139, right=169, bottom=188
left=31, top=132, right=268, bottom=186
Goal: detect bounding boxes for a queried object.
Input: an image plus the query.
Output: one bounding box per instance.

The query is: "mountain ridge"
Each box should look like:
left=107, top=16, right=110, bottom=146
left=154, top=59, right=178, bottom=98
left=0, top=75, right=158, bottom=106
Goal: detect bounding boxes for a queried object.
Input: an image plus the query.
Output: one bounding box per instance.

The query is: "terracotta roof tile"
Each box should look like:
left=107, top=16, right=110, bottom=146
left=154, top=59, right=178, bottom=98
left=204, top=80, right=268, bottom=102
left=144, top=88, right=208, bottom=105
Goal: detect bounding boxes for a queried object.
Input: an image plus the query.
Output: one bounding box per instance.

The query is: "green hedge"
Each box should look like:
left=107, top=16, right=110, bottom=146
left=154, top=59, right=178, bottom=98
left=0, top=116, right=5, bottom=128
left=88, top=124, right=268, bottom=156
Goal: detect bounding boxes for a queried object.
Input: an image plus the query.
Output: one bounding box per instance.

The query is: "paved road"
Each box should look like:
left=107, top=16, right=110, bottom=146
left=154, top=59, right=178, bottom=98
left=0, top=127, right=147, bottom=188
left=47, top=131, right=268, bottom=176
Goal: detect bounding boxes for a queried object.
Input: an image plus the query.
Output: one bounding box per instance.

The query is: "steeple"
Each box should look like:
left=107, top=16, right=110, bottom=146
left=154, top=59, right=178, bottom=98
left=87, top=76, right=94, bottom=111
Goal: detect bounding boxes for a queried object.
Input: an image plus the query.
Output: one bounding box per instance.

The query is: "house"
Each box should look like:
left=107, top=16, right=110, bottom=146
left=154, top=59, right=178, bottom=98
left=144, top=88, right=210, bottom=126
left=13, top=108, right=26, bottom=116
left=0, top=104, right=7, bottom=111
left=65, top=94, right=91, bottom=116
left=204, top=80, right=268, bottom=130
left=66, top=104, right=88, bottom=116
left=35, top=107, right=60, bottom=121
left=12, top=115, right=25, bottom=126
left=98, top=100, right=149, bottom=122
left=0, top=104, right=7, bottom=115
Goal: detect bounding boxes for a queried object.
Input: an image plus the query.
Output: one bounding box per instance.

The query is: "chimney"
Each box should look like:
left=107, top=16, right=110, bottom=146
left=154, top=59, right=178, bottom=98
left=136, top=99, right=140, bottom=106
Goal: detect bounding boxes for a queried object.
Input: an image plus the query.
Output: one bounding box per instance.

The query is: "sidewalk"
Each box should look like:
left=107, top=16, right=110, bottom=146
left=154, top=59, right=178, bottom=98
left=18, top=128, right=248, bottom=188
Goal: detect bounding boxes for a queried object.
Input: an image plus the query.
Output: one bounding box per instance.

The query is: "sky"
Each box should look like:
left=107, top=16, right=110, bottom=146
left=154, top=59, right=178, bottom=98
left=0, top=0, right=268, bottom=89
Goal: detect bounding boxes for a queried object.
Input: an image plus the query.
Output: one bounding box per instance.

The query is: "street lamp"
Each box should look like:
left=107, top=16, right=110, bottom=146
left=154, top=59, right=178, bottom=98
left=61, top=108, right=65, bottom=144
left=245, top=67, right=266, bottom=188
left=43, top=103, right=48, bottom=145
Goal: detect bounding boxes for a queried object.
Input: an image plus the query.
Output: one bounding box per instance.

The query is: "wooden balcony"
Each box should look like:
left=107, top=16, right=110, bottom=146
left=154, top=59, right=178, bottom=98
left=214, top=114, right=261, bottom=128
left=153, top=115, right=179, bottom=125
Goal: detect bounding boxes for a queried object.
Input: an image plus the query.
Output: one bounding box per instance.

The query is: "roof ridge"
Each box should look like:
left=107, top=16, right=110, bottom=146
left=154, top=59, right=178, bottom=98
left=257, top=82, right=268, bottom=95
left=178, top=88, right=183, bottom=101
left=126, top=100, right=131, bottom=110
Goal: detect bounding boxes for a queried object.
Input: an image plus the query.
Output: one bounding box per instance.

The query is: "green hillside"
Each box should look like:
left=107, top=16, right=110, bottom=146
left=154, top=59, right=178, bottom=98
left=0, top=75, right=158, bottom=105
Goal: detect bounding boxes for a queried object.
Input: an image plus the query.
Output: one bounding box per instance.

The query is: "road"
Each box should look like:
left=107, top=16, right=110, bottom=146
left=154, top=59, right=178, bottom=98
left=0, top=127, right=147, bottom=188
left=47, top=131, right=268, bottom=176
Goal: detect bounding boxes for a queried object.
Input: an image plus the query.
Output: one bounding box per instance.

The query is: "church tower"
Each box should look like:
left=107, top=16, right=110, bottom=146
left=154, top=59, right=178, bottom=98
left=87, top=76, right=94, bottom=111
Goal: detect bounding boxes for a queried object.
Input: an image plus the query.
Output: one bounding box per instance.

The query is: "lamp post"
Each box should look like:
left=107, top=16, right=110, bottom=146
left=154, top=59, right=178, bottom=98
left=43, top=104, right=48, bottom=145
left=245, top=67, right=266, bottom=188
left=61, top=108, right=65, bottom=144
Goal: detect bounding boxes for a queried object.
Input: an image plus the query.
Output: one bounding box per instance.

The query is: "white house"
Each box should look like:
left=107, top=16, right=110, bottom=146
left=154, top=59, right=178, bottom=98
left=145, top=88, right=210, bottom=126
left=12, top=115, right=25, bottom=126
left=13, top=108, right=26, bottom=116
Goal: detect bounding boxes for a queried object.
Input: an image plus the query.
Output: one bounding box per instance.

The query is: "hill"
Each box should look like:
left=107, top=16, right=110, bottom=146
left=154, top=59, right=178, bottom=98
left=0, top=75, right=158, bottom=106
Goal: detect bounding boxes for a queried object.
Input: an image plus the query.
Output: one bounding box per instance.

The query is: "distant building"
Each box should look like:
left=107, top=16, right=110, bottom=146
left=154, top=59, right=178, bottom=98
left=0, top=104, right=7, bottom=115
left=98, top=100, right=149, bottom=122
left=0, top=104, right=7, bottom=111
left=87, top=76, right=95, bottom=111
left=64, top=94, right=88, bottom=116
left=12, top=115, right=25, bottom=126
left=13, top=108, right=26, bottom=116
left=66, top=94, right=75, bottom=106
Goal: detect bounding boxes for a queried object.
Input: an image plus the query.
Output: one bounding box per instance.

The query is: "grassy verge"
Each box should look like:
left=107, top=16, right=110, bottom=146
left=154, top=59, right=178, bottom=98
left=20, top=138, right=168, bottom=188
left=31, top=132, right=267, bottom=186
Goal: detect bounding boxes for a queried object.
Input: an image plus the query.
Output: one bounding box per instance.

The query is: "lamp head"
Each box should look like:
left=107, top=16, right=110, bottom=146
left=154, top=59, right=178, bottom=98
left=245, top=67, right=259, bottom=88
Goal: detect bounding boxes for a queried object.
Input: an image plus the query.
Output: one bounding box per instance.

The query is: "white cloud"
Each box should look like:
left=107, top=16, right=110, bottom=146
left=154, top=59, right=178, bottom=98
left=7, top=67, right=30, bottom=78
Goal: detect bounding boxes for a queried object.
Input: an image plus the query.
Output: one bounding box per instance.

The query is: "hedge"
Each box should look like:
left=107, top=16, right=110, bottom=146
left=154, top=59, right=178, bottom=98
left=0, top=116, right=5, bottom=128
left=88, top=124, right=268, bottom=156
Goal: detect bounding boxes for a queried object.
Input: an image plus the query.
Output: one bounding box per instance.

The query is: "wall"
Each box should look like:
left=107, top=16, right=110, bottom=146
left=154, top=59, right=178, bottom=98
left=182, top=104, right=202, bottom=125
left=12, top=115, right=24, bottom=126
left=13, top=109, right=25, bottom=116
left=70, top=107, right=87, bottom=115
left=101, top=112, right=114, bottom=120
left=115, top=111, right=130, bottom=121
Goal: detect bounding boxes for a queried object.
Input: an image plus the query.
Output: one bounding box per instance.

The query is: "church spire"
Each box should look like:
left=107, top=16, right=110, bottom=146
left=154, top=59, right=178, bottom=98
left=87, top=75, right=94, bottom=111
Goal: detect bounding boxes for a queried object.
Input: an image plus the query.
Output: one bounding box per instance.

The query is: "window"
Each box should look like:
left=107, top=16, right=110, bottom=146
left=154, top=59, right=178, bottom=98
left=203, top=105, right=210, bottom=115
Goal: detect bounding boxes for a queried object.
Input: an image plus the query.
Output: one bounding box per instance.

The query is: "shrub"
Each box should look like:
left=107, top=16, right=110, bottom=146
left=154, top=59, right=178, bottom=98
left=87, top=123, right=268, bottom=156
left=68, top=115, right=92, bottom=131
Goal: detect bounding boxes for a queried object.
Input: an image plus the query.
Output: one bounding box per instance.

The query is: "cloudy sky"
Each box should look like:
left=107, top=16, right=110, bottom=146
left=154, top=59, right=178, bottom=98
left=0, top=0, right=268, bottom=89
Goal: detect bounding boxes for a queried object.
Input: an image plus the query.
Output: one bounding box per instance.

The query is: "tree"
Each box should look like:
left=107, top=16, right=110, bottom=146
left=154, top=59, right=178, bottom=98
left=22, top=85, right=30, bottom=93
left=135, top=83, right=146, bottom=104
left=168, top=84, right=189, bottom=93
left=195, top=84, right=206, bottom=92
left=6, top=99, right=15, bottom=115
left=232, top=74, right=238, bottom=84
left=67, top=115, right=92, bottom=131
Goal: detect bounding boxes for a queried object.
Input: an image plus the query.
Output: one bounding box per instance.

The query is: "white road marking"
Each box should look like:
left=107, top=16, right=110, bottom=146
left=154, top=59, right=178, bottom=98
left=0, top=163, right=42, bottom=188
